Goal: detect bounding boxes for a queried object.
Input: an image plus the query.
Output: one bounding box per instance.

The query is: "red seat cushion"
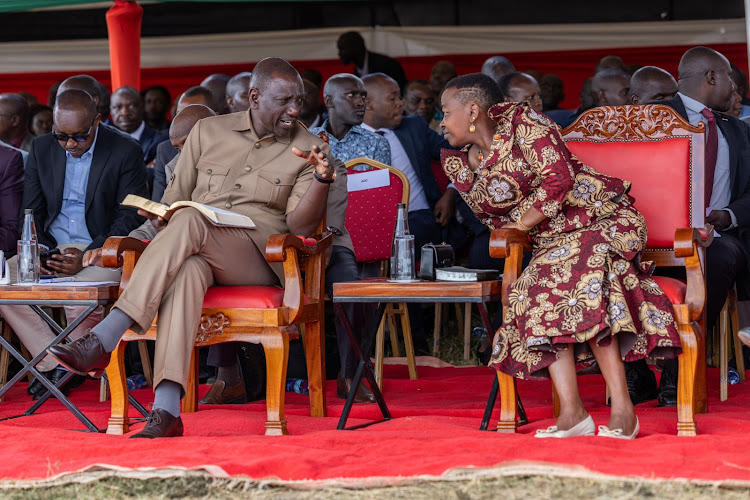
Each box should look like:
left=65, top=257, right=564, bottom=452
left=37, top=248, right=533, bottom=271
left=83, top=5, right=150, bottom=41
left=652, top=276, right=687, bottom=305
left=202, top=286, right=284, bottom=309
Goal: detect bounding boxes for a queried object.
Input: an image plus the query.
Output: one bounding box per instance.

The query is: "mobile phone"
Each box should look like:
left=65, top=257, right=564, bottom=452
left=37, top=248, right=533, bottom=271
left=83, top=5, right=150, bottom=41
left=40, top=248, right=61, bottom=270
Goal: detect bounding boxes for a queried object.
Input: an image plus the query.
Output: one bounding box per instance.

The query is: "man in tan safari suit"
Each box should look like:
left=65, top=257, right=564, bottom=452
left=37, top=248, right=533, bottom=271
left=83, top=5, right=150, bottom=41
left=48, top=57, right=337, bottom=438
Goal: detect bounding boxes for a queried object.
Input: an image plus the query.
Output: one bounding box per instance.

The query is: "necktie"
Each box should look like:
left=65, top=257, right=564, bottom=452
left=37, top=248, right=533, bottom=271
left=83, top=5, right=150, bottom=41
left=701, top=107, right=718, bottom=207
left=375, top=130, right=385, bottom=136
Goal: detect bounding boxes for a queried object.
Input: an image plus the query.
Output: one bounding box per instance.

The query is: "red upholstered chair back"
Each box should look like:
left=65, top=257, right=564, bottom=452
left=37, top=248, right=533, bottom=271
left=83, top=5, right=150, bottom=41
left=345, top=157, right=410, bottom=263
left=562, top=105, right=706, bottom=265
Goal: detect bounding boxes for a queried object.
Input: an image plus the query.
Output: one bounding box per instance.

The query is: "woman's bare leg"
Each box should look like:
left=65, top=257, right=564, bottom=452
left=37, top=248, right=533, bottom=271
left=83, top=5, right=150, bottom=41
left=547, top=345, right=589, bottom=430
left=589, top=336, right=636, bottom=434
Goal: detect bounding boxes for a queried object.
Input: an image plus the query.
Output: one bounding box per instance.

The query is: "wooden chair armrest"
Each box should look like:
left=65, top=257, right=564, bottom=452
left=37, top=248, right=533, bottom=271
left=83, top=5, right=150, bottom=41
left=674, top=226, right=709, bottom=322
left=265, top=232, right=333, bottom=262
left=101, top=236, right=148, bottom=269
left=266, top=231, right=333, bottom=324
left=489, top=228, right=531, bottom=259
left=490, top=228, right=531, bottom=308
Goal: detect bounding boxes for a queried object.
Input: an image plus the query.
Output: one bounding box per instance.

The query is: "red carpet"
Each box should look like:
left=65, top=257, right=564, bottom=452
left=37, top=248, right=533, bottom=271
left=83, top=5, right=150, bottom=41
left=0, top=365, right=749, bottom=484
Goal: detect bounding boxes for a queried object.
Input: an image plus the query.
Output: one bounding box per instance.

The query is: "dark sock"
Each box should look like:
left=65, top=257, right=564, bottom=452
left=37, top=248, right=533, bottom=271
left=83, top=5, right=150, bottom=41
left=153, top=380, right=181, bottom=418
left=90, top=308, right=134, bottom=353
left=217, top=365, right=241, bottom=386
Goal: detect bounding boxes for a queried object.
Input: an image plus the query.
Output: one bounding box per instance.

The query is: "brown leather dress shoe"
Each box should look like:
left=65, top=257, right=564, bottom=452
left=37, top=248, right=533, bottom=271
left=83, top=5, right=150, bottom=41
left=199, top=380, right=247, bottom=405
left=130, top=408, right=184, bottom=439
left=47, top=332, right=110, bottom=376
left=337, top=373, right=376, bottom=403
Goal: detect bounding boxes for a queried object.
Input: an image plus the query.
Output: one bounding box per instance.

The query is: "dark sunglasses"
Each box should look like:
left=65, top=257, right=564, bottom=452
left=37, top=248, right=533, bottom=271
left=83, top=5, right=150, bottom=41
left=52, top=119, right=96, bottom=143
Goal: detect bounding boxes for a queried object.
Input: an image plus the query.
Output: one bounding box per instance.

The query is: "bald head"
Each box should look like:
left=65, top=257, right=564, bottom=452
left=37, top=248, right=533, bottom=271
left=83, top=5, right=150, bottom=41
left=592, top=69, right=630, bottom=106
left=481, top=56, right=515, bottom=83
left=177, top=86, right=216, bottom=113
left=0, top=93, right=30, bottom=141
left=363, top=73, right=403, bottom=130
left=323, top=73, right=362, bottom=100
left=201, top=74, right=230, bottom=115
left=629, top=66, right=677, bottom=105
left=226, top=72, right=252, bottom=113
left=57, top=75, right=101, bottom=105
left=169, top=104, right=216, bottom=150
left=249, top=57, right=302, bottom=93
left=677, top=46, right=735, bottom=111
left=54, top=89, right=97, bottom=118
left=52, top=89, right=100, bottom=157
left=595, top=55, right=626, bottom=74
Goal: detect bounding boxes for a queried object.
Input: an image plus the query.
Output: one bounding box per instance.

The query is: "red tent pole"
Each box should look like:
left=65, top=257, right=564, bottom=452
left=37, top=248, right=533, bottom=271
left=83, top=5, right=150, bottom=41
left=106, top=0, right=143, bottom=90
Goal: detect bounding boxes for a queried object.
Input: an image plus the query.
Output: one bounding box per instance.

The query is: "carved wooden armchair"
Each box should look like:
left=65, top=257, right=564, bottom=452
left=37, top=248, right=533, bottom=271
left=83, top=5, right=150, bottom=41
left=490, top=104, right=710, bottom=436
left=101, top=224, right=331, bottom=436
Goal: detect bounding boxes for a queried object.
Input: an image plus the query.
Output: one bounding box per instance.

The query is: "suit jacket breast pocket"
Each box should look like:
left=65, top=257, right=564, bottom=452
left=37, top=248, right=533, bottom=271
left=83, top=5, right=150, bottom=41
left=255, top=170, right=297, bottom=214
left=196, top=160, right=230, bottom=193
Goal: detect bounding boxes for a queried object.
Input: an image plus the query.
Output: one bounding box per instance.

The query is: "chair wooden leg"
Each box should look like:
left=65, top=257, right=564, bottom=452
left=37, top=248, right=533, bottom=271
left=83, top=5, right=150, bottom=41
left=675, top=305, right=698, bottom=436
left=183, top=346, right=200, bottom=413
left=720, top=300, right=730, bottom=402
left=303, top=321, right=326, bottom=417
left=261, top=328, right=289, bottom=436
left=387, top=307, right=401, bottom=357
left=433, top=303, right=442, bottom=356
left=463, top=302, right=472, bottom=361
left=375, top=315, right=386, bottom=389
left=399, top=302, right=417, bottom=381
left=106, top=341, right=130, bottom=435
left=0, top=321, right=11, bottom=403
left=137, top=340, right=153, bottom=387
left=552, top=383, right=561, bottom=419
left=729, top=291, right=745, bottom=381
left=497, top=370, right=518, bottom=433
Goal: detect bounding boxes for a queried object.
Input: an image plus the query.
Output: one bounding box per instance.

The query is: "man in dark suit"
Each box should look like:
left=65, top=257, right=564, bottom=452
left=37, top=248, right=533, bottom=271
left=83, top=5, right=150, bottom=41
left=362, top=73, right=461, bottom=354
left=338, top=31, right=407, bottom=90
left=626, top=46, right=750, bottom=407
left=110, top=86, right=168, bottom=194
left=0, top=143, right=24, bottom=254
left=151, top=87, right=217, bottom=202
left=0, top=89, right=148, bottom=399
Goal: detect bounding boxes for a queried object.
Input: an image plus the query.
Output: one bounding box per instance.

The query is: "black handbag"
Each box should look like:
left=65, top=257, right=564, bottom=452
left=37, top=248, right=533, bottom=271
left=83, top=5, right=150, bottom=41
left=419, top=243, right=455, bottom=280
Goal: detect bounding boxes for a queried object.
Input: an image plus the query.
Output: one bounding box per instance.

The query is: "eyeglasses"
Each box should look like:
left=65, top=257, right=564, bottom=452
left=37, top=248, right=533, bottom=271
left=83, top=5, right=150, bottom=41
left=52, top=119, right=96, bottom=143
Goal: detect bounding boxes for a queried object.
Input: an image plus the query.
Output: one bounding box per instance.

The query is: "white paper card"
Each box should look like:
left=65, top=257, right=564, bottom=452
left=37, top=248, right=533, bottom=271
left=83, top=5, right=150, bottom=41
left=347, top=168, right=390, bottom=192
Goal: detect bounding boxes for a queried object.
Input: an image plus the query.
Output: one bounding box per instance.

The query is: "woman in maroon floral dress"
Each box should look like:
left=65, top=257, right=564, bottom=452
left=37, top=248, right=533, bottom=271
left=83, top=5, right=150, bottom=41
left=440, top=74, right=681, bottom=439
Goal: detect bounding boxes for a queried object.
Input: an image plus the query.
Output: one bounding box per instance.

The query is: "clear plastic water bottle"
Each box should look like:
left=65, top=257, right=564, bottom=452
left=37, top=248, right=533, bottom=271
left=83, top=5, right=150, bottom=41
left=285, top=378, right=309, bottom=395
left=17, top=209, right=39, bottom=283
left=127, top=374, right=148, bottom=390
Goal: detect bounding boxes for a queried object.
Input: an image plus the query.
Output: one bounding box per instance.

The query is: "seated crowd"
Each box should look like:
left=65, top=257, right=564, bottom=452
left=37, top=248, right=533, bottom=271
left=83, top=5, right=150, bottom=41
left=0, top=33, right=748, bottom=439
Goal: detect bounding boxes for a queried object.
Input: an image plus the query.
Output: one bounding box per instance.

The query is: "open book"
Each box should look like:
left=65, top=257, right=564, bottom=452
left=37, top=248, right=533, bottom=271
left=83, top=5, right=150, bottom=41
left=122, top=194, right=256, bottom=229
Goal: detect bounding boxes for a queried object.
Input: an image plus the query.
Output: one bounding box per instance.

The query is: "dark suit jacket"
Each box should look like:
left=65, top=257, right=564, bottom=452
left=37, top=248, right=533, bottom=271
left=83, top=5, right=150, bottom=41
left=661, top=95, right=750, bottom=231
left=362, top=51, right=407, bottom=90
left=151, top=140, right=178, bottom=202
left=23, top=124, right=149, bottom=251
left=0, top=144, right=24, bottom=254
left=392, top=115, right=449, bottom=208
left=139, top=124, right=168, bottom=165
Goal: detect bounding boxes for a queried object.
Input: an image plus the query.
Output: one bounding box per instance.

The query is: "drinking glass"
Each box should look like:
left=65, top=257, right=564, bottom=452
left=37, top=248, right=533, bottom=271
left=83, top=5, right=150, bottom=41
left=390, top=234, right=416, bottom=281
left=17, top=240, right=39, bottom=283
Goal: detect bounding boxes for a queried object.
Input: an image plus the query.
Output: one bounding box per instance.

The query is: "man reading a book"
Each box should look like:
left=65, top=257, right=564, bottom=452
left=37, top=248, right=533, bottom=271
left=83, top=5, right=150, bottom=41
left=48, top=57, right=336, bottom=439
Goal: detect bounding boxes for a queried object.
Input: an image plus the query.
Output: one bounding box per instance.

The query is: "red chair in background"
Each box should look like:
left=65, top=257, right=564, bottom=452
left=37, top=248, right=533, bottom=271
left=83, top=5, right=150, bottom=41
left=488, top=104, right=709, bottom=436
left=344, top=157, right=416, bottom=387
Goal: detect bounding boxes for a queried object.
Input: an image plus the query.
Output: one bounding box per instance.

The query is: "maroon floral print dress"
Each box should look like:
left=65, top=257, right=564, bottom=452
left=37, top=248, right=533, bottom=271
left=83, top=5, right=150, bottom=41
left=442, top=102, right=681, bottom=379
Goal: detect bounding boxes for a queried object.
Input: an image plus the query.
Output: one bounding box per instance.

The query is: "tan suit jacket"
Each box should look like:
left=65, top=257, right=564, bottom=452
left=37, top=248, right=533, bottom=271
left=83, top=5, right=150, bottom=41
left=162, top=110, right=331, bottom=281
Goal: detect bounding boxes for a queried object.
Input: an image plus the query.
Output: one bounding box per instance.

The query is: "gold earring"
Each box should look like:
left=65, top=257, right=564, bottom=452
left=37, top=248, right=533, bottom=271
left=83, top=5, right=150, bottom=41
left=469, top=122, right=476, bottom=133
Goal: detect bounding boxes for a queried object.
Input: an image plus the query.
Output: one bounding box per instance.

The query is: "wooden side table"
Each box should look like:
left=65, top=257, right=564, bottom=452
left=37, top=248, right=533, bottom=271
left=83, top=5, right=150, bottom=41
left=332, top=278, right=525, bottom=430
left=0, top=283, right=119, bottom=432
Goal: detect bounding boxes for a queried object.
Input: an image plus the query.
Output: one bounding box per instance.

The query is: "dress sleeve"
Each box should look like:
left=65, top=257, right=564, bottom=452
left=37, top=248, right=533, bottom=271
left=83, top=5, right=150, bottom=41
left=514, top=108, right=575, bottom=220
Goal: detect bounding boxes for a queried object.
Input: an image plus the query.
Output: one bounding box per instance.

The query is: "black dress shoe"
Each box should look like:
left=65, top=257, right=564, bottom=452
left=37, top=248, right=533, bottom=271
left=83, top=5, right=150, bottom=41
left=32, top=367, right=74, bottom=400
left=625, top=362, right=658, bottom=406
left=657, top=366, right=678, bottom=407
left=130, top=408, right=184, bottom=439
left=336, top=373, right=376, bottom=403
left=47, top=333, right=110, bottom=376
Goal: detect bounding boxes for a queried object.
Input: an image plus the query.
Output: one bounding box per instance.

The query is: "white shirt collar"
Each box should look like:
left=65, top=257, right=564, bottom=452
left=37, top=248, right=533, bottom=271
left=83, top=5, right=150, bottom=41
left=677, top=92, right=710, bottom=114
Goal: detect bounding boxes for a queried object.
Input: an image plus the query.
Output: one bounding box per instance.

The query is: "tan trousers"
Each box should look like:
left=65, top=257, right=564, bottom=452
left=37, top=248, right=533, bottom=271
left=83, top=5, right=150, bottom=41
left=0, top=242, right=122, bottom=372
left=114, top=208, right=278, bottom=393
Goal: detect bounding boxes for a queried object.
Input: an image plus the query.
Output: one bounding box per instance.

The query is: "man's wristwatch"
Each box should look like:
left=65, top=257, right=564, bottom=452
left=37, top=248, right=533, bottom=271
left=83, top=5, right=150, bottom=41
left=314, top=171, right=336, bottom=184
